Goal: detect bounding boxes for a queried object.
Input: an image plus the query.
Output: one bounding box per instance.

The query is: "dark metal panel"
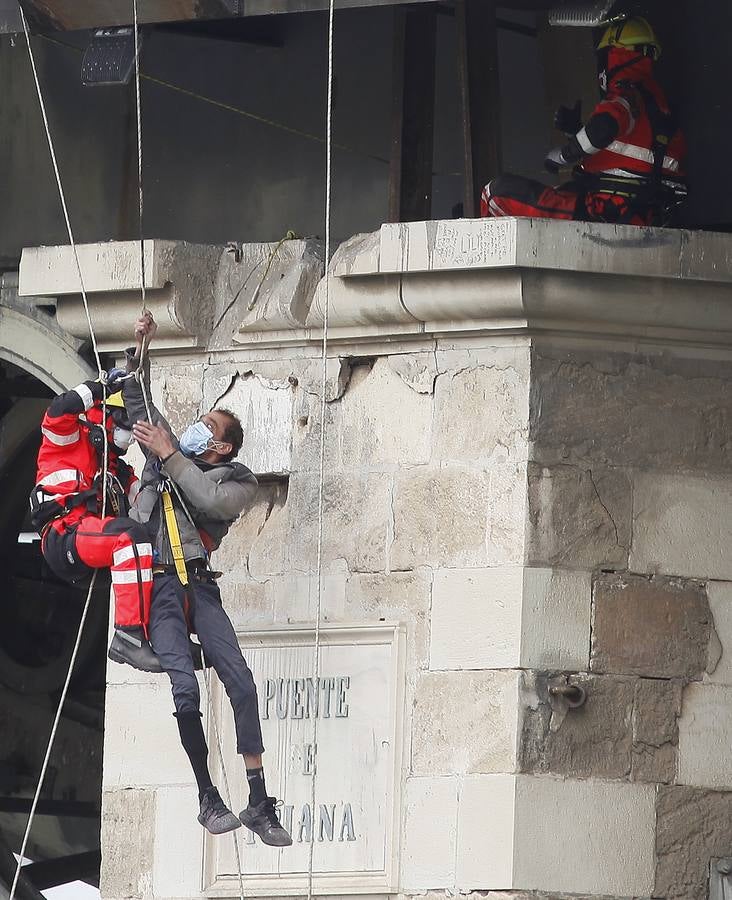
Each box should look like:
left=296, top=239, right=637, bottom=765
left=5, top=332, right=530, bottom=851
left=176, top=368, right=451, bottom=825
left=19, top=0, right=239, bottom=31
left=388, top=3, right=436, bottom=223
left=457, top=0, right=501, bottom=217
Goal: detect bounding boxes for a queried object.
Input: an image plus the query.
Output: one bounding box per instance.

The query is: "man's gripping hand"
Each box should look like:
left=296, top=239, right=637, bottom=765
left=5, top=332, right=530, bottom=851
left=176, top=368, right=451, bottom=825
left=134, top=311, right=158, bottom=348
left=132, top=420, right=176, bottom=460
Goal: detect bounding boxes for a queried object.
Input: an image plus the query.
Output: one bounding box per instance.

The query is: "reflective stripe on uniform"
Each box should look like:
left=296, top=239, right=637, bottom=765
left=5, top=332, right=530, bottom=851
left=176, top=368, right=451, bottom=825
left=41, top=427, right=80, bottom=446
left=606, top=141, right=680, bottom=172
left=111, top=569, right=153, bottom=584
left=72, top=383, right=94, bottom=410
left=577, top=126, right=600, bottom=154
left=113, top=543, right=153, bottom=566
left=38, top=468, right=79, bottom=488
left=610, top=96, right=636, bottom=131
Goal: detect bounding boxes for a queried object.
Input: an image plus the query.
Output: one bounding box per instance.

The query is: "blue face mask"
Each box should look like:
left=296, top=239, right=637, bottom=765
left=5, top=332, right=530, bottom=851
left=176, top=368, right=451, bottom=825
left=179, top=420, right=214, bottom=457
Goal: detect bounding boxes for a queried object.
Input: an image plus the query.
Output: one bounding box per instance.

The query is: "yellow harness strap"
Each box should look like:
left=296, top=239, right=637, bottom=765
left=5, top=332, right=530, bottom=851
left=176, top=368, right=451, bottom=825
left=161, top=489, right=188, bottom=586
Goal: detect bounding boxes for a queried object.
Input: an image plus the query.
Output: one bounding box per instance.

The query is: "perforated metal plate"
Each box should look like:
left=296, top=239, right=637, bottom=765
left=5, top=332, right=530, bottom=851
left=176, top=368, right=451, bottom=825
left=81, top=27, right=135, bottom=87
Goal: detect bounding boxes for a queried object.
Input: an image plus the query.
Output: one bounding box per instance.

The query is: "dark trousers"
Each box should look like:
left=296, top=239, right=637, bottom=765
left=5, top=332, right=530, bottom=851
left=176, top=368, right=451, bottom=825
left=149, top=573, right=264, bottom=756
left=481, top=173, right=653, bottom=226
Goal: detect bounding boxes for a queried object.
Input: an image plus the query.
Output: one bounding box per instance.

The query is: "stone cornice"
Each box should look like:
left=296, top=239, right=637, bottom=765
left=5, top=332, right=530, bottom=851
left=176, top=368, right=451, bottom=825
left=302, top=219, right=732, bottom=350
left=16, top=220, right=732, bottom=355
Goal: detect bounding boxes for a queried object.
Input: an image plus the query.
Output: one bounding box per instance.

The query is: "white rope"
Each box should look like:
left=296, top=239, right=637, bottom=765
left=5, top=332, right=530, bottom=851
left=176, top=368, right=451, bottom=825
left=128, top=10, right=244, bottom=900
left=307, top=1, right=336, bottom=896
left=131, top=0, right=156, bottom=427
left=11, top=10, right=113, bottom=898
left=201, top=663, right=246, bottom=900
left=19, top=6, right=103, bottom=380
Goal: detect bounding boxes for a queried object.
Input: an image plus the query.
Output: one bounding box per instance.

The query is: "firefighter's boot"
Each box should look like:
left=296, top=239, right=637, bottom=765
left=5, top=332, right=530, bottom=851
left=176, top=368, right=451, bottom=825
left=107, top=626, right=163, bottom=673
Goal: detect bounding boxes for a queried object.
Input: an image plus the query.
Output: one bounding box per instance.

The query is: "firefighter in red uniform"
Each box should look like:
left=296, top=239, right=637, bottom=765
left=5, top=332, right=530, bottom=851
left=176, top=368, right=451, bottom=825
left=481, top=17, right=687, bottom=226
left=31, top=373, right=162, bottom=672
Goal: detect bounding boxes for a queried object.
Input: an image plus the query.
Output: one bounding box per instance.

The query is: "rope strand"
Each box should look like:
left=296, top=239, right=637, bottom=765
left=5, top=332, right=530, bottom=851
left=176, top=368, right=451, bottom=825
left=130, top=8, right=244, bottom=900
left=11, top=9, right=111, bottom=898
left=307, top=0, right=336, bottom=896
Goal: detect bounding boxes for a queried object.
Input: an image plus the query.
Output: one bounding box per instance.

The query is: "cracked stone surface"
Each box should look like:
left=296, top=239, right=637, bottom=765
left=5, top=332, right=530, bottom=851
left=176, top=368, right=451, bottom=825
left=591, top=574, right=714, bottom=679
left=432, top=362, right=529, bottom=465
left=526, top=462, right=631, bottom=569
left=656, top=785, right=732, bottom=899
left=519, top=673, right=681, bottom=783
left=100, top=788, right=154, bottom=899
left=530, top=345, right=732, bottom=472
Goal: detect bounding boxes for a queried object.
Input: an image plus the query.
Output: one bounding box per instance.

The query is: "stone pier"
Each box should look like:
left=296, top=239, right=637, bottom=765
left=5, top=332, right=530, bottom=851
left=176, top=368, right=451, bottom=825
left=19, top=218, right=732, bottom=899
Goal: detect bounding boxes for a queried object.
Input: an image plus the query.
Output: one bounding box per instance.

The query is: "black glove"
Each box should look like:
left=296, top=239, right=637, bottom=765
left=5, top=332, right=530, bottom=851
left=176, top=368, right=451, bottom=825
left=554, top=100, right=582, bottom=136
left=544, top=147, right=569, bottom=175
left=104, top=367, right=129, bottom=393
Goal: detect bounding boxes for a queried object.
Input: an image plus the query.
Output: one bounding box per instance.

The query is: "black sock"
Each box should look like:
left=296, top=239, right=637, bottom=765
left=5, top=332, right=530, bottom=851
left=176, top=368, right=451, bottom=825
left=175, top=712, right=213, bottom=801
left=246, top=766, right=267, bottom=806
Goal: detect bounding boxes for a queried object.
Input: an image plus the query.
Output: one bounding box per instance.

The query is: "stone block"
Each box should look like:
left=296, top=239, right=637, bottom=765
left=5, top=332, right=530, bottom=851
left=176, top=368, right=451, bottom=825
left=388, top=351, right=438, bottom=394
left=529, top=346, right=732, bottom=472
left=513, top=776, right=656, bottom=896
left=270, top=564, right=348, bottom=624
left=456, top=774, right=516, bottom=890
left=708, top=581, right=732, bottom=684
left=631, top=679, right=682, bottom=784
left=432, top=362, right=529, bottom=465
left=520, top=568, right=592, bottom=671
left=678, top=683, right=732, bottom=789
left=214, top=237, right=322, bottom=336
left=215, top=575, right=274, bottom=629
left=430, top=566, right=523, bottom=669
left=630, top=472, right=732, bottom=580
left=412, top=670, right=520, bottom=776
left=656, top=785, right=732, bottom=900
left=205, top=370, right=296, bottom=475
left=526, top=463, right=631, bottom=569
left=242, top=482, right=290, bottom=579
left=520, top=675, right=680, bottom=784
left=100, top=788, right=155, bottom=899
left=337, top=357, right=432, bottom=467
left=400, top=776, right=458, bottom=890
left=103, top=683, right=193, bottom=789
left=152, top=786, right=205, bottom=898
left=344, top=569, right=431, bottom=669
left=287, top=471, right=392, bottom=573
left=429, top=567, right=591, bottom=673
left=520, top=674, right=635, bottom=780
left=591, top=573, right=713, bottom=679
left=390, top=466, right=492, bottom=569
left=159, top=364, right=204, bottom=439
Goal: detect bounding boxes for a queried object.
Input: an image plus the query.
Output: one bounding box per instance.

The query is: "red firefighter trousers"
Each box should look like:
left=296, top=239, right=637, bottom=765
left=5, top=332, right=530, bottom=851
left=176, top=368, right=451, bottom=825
left=42, top=514, right=154, bottom=630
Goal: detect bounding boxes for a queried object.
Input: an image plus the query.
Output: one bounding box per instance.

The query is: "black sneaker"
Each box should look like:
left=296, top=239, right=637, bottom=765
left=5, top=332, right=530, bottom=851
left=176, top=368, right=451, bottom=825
left=198, top=786, right=241, bottom=835
left=107, top=626, right=163, bottom=673
left=239, top=797, right=292, bottom=847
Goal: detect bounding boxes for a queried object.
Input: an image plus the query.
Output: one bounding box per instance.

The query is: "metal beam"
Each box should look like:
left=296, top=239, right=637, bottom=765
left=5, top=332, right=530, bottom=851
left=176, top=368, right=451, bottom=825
left=388, top=3, right=437, bottom=223
left=457, top=0, right=502, bottom=217
left=23, top=850, right=101, bottom=891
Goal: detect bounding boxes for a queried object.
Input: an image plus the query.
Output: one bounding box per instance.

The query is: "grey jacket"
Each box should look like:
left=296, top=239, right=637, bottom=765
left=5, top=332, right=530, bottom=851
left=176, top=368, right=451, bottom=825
left=122, top=351, right=258, bottom=565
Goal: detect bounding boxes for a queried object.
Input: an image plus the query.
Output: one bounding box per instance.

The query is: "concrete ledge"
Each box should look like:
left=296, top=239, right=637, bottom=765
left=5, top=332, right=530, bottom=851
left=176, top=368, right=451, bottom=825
left=306, top=219, right=732, bottom=350
left=19, top=240, right=221, bottom=351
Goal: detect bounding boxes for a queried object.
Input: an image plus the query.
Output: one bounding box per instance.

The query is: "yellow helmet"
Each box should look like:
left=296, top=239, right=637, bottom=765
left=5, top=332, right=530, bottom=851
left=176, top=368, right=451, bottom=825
left=597, top=17, right=661, bottom=60
left=105, top=391, right=126, bottom=409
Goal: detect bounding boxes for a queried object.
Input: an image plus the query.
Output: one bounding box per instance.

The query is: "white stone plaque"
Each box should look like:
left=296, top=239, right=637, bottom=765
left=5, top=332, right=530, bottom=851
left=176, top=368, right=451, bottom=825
left=203, top=623, right=405, bottom=896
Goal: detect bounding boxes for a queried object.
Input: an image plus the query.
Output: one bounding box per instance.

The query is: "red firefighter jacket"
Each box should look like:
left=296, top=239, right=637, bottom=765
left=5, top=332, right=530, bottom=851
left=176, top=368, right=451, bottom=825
left=33, top=380, right=138, bottom=531
left=563, top=53, right=686, bottom=186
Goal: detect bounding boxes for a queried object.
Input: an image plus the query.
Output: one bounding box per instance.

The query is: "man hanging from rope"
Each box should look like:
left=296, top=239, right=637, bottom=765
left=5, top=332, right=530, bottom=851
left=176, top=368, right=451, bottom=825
left=31, top=371, right=161, bottom=672
left=122, top=312, right=292, bottom=844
